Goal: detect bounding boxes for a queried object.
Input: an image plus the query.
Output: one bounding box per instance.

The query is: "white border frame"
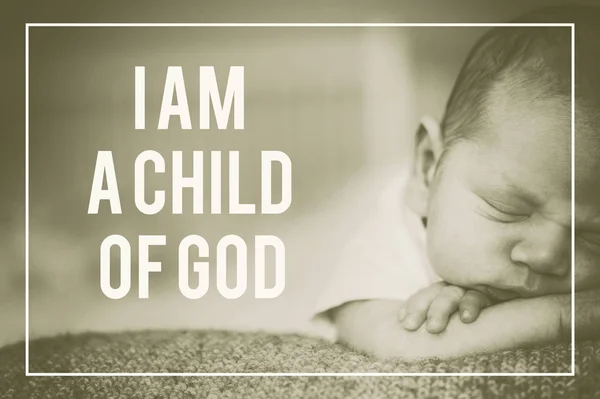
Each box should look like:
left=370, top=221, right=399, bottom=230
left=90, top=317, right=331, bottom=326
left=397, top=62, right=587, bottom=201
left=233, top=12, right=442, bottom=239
left=25, top=22, right=576, bottom=377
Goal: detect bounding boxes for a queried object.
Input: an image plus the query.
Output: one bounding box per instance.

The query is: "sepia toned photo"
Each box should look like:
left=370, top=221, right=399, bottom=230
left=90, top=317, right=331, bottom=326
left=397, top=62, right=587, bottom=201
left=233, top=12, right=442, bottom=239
left=1, top=0, right=600, bottom=397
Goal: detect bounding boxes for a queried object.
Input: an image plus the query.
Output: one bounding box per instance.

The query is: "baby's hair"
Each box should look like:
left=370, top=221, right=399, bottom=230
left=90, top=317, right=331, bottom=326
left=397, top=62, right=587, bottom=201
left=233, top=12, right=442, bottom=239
left=440, top=5, right=600, bottom=148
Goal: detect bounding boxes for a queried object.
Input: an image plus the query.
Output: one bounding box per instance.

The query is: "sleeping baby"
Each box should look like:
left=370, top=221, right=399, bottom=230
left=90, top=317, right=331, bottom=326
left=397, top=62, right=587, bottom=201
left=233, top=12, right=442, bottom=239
left=310, top=5, right=600, bottom=359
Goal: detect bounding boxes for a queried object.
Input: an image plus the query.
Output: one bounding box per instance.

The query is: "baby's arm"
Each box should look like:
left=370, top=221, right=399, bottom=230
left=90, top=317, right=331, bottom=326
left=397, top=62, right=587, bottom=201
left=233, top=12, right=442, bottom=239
left=566, top=287, right=600, bottom=341
left=332, top=294, right=565, bottom=360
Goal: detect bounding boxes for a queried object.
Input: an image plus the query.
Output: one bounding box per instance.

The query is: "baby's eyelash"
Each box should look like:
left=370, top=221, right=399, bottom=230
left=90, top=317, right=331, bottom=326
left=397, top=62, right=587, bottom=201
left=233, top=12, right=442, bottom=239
left=480, top=198, right=529, bottom=223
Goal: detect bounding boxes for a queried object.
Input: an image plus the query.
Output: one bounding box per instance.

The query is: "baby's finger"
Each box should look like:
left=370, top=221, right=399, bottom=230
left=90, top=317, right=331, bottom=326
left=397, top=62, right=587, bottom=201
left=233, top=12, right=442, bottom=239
left=402, top=282, right=446, bottom=331
left=459, top=290, right=492, bottom=323
left=398, top=304, right=407, bottom=321
left=399, top=282, right=443, bottom=322
left=425, top=285, right=465, bottom=334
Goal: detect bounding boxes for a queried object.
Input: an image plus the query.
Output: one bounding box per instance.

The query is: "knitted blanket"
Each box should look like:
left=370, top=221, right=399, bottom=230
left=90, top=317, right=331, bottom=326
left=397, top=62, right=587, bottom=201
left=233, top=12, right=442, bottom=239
left=2, top=331, right=599, bottom=398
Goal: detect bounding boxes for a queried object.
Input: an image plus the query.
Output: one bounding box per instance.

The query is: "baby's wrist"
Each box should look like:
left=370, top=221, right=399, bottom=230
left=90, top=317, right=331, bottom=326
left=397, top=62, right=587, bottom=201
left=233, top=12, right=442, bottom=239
left=536, top=294, right=571, bottom=341
left=553, top=293, right=572, bottom=341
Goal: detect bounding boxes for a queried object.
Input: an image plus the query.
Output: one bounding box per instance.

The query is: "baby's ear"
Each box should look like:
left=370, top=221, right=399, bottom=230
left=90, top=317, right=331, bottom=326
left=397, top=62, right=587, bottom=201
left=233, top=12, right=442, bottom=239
left=405, top=116, right=443, bottom=217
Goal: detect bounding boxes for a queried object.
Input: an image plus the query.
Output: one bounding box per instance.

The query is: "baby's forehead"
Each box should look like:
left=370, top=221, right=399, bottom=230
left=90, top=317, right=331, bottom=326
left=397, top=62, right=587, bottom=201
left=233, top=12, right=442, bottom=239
left=485, top=77, right=570, bottom=128
left=483, top=105, right=570, bottom=157
left=483, top=67, right=600, bottom=145
left=467, top=95, right=600, bottom=216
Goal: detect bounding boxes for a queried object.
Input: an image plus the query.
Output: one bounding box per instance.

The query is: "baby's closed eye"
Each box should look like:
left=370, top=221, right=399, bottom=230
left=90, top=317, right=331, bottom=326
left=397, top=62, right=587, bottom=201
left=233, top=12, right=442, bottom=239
left=478, top=196, right=530, bottom=223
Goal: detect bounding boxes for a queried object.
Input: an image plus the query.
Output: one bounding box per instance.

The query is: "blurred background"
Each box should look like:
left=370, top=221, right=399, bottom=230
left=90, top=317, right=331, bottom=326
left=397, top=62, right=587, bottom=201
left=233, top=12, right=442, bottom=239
left=0, top=0, right=588, bottom=347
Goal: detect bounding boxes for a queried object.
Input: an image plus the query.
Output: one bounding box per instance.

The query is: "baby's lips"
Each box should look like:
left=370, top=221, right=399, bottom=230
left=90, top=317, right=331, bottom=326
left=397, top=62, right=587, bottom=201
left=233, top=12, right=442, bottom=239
left=497, top=265, right=572, bottom=298
left=514, top=272, right=571, bottom=297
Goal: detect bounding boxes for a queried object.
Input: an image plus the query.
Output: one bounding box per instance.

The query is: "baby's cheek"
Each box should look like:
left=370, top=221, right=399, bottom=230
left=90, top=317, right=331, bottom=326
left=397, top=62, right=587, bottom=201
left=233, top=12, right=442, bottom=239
left=426, top=175, right=511, bottom=286
left=426, top=215, right=474, bottom=284
left=426, top=204, right=502, bottom=286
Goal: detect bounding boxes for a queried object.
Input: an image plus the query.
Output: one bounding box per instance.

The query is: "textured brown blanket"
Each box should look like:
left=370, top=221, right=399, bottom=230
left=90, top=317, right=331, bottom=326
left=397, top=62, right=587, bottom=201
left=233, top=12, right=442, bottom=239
left=1, top=331, right=599, bottom=398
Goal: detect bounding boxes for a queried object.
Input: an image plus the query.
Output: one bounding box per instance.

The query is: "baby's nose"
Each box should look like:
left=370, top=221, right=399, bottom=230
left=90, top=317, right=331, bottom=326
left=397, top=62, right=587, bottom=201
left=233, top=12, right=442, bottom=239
left=510, top=226, right=571, bottom=277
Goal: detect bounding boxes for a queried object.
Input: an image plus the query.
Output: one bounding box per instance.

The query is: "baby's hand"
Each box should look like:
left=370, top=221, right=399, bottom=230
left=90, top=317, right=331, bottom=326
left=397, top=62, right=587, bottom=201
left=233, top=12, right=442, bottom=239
left=398, top=282, right=492, bottom=334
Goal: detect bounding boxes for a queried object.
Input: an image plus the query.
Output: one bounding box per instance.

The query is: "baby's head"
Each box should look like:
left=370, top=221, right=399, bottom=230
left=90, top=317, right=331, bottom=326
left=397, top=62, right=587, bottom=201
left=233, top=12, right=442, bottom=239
left=407, top=6, right=600, bottom=300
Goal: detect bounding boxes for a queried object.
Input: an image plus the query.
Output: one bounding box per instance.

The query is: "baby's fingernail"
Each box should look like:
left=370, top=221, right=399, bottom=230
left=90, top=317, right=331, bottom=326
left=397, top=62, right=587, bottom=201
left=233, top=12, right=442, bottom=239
left=403, top=315, right=419, bottom=329
left=426, top=317, right=442, bottom=331
left=398, top=307, right=406, bottom=321
left=461, top=310, right=471, bottom=320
